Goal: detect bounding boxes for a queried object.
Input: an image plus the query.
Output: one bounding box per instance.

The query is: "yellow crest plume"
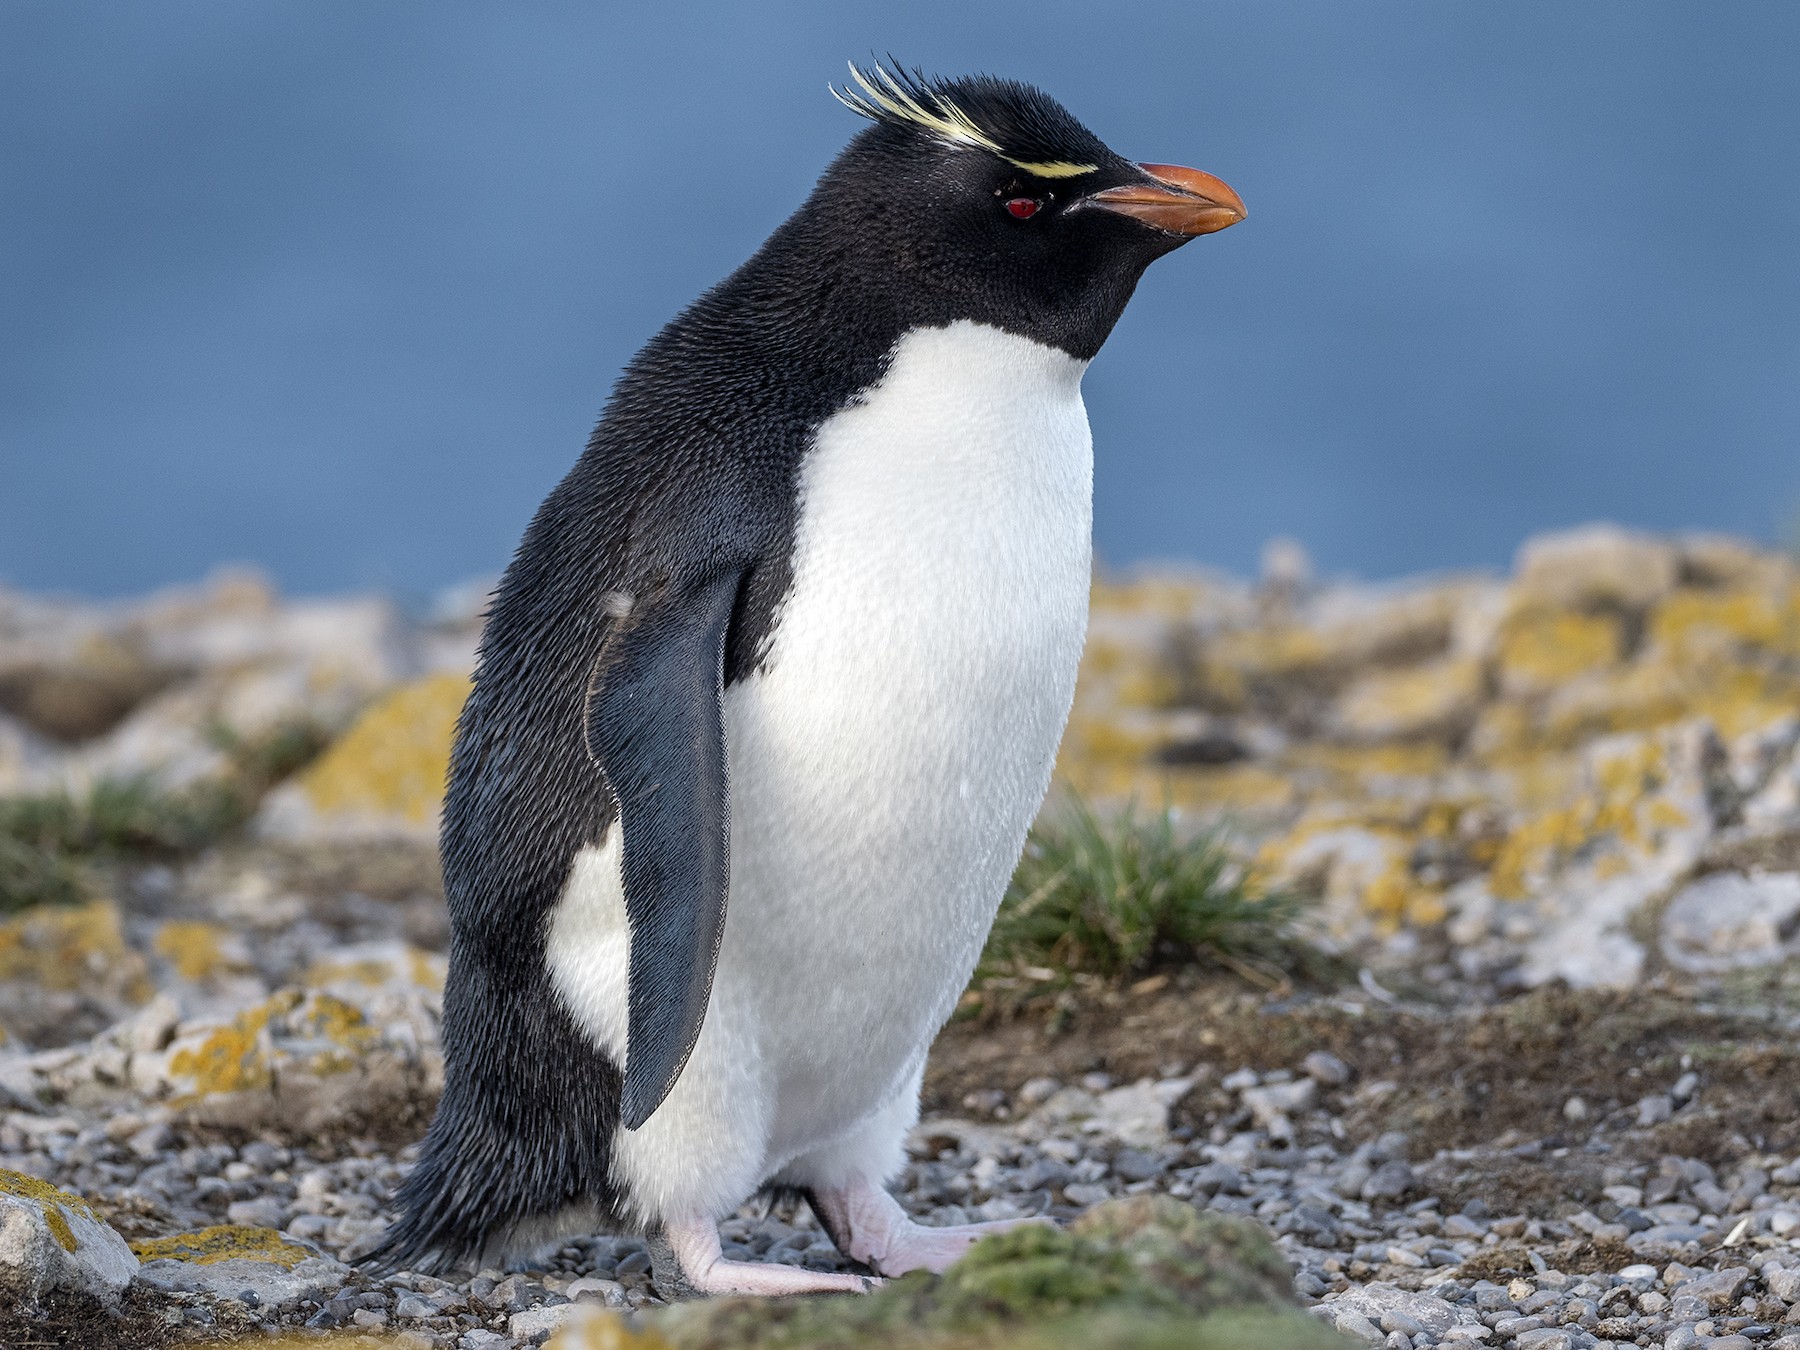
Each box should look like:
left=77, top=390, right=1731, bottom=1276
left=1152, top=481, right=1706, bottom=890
left=832, top=63, right=1098, bottom=180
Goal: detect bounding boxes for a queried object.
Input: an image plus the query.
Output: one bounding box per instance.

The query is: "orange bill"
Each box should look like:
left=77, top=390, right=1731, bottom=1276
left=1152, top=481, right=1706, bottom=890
left=1089, top=162, right=1246, bottom=236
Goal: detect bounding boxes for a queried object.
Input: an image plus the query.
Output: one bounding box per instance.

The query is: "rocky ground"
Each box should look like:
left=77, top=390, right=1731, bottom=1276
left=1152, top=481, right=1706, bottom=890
left=0, top=523, right=1798, bottom=1348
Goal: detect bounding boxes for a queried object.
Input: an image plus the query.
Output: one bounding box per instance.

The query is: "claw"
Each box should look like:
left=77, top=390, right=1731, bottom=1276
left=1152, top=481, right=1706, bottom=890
left=655, top=1215, right=878, bottom=1298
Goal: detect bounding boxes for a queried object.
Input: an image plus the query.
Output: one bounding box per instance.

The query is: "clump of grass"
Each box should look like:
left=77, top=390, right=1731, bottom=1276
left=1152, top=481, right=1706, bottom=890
left=975, top=794, right=1306, bottom=999
left=0, top=717, right=330, bottom=912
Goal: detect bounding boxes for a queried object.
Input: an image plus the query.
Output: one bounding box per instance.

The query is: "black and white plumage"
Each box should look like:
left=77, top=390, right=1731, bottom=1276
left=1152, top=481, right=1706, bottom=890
left=371, top=64, right=1243, bottom=1293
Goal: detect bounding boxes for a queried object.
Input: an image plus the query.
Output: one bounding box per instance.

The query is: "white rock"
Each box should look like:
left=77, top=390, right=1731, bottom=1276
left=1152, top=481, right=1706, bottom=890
left=565, top=1276, right=628, bottom=1307
left=509, top=1302, right=584, bottom=1339
left=0, top=1172, right=137, bottom=1303
left=1243, top=1079, right=1317, bottom=1140
left=1084, top=1078, right=1190, bottom=1149
left=1519, top=725, right=1717, bottom=989
left=135, top=1252, right=351, bottom=1309
left=1514, top=524, right=1678, bottom=613
left=1660, top=871, right=1800, bottom=973
left=1303, top=1051, right=1352, bottom=1086
left=1326, top=1281, right=1481, bottom=1337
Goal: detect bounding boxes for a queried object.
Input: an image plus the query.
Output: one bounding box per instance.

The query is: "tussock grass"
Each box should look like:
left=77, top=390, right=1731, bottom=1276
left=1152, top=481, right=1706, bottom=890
left=0, top=718, right=329, bottom=912
left=975, top=794, right=1307, bottom=999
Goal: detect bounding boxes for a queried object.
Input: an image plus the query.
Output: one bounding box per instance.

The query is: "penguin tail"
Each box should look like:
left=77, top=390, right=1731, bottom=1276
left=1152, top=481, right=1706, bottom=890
left=362, top=979, right=629, bottom=1275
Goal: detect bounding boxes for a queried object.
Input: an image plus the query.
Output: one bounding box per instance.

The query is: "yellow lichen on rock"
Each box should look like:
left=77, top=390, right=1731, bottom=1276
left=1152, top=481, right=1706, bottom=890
left=1495, top=608, right=1622, bottom=695
left=0, top=1168, right=99, bottom=1253
left=162, top=987, right=387, bottom=1099
left=1485, top=737, right=1687, bottom=900
left=152, top=920, right=229, bottom=982
left=166, top=992, right=291, bottom=1096
left=130, top=1224, right=314, bottom=1270
left=295, top=991, right=379, bottom=1075
left=303, top=944, right=447, bottom=997
left=0, top=899, right=150, bottom=1000
left=1650, top=580, right=1800, bottom=659
left=1333, top=656, right=1484, bottom=743
left=294, top=672, right=469, bottom=825
left=1037, top=530, right=1795, bottom=936
left=1165, top=765, right=1298, bottom=815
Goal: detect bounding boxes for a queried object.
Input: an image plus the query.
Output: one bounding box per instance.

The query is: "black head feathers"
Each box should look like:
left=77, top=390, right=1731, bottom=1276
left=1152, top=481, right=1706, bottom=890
left=832, top=62, right=1118, bottom=180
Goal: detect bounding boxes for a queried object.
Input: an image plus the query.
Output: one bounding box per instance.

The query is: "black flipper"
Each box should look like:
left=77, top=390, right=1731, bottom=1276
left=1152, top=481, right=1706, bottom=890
left=585, top=567, right=742, bottom=1130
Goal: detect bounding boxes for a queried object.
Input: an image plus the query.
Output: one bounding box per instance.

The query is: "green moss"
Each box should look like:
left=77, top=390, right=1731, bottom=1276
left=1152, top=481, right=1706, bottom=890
left=654, top=1196, right=1350, bottom=1350
left=0, top=717, right=328, bottom=913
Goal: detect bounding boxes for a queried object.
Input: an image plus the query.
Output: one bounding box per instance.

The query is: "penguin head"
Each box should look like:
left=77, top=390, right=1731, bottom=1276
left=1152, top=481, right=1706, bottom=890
left=815, top=63, right=1245, bottom=359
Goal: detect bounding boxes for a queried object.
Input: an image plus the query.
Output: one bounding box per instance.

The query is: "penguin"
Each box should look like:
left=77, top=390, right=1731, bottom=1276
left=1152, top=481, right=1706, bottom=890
left=371, top=63, right=1244, bottom=1295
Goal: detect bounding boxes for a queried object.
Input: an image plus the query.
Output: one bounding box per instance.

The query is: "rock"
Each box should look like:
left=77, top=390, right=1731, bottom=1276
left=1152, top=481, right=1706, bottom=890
left=0, top=1168, right=137, bottom=1303
left=0, top=632, right=174, bottom=744
left=1361, top=1161, right=1417, bottom=1202
left=1110, top=1149, right=1165, bottom=1183
left=1243, top=1079, right=1317, bottom=1140
left=257, top=673, right=470, bottom=841
left=1335, top=1309, right=1383, bottom=1342
left=0, top=899, right=153, bottom=1053
left=1333, top=657, right=1484, bottom=743
left=132, top=1225, right=351, bottom=1309
left=1671, top=1265, right=1749, bottom=1311
left=1083, top=1078, right=1191, bottom=1149
left=511, top=1302, right=581, bottom=1340
left=1494, top=608, right=1625, bottom=698
left=1325, top=1281, right=1483, bottom=1338
left=1514, top=525, right=1679, bottom=615
left=565, top=1276, right=628, bottom=1307
left=1515, top=724, right=1716, bottom=988
left=132, top=964, right=443, bottom=1140
left=1660, top=871, right=1800, bottom=973
left=1304, top=1051, right=1352, bottom=1086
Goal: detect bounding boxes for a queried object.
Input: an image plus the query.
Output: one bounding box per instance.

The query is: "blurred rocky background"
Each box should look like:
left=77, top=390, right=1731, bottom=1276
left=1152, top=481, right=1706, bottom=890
left=3, top=524, right=1800, bottom=1349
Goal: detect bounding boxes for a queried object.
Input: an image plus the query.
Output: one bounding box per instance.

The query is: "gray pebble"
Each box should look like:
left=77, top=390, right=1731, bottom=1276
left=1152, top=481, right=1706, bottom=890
left=1335, top=1309, right=1383, bottom=1343
left=1304, top=1051, right=1352, bottom=1086
left=1362, top=1160, right=1416, bottom=1202
left=613, top=1249, right=652, bottom=1277
left=1111, top=1149, right=1164, bottom=1183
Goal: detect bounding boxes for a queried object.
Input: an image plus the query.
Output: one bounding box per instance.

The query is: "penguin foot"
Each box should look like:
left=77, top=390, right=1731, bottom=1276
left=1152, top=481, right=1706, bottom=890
left=810, top=1173, right=1053, bottom=1277
left=656, top=1214, right=878, bottom=1298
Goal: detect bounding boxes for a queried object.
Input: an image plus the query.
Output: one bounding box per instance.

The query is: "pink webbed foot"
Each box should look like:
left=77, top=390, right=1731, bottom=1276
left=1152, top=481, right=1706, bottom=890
left=653, top=1214, right=879, bottom=1298
left=810, top=1173, right=1053, bottom=1277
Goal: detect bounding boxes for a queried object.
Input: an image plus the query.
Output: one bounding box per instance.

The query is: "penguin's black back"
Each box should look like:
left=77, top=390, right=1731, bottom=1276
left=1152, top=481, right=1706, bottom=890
left=373, top=74, right=1159, bottom=1272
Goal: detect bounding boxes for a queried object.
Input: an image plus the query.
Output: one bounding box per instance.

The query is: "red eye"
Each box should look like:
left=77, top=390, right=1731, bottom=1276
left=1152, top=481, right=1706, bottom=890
left=1004, top=197, right=1040, bottom=220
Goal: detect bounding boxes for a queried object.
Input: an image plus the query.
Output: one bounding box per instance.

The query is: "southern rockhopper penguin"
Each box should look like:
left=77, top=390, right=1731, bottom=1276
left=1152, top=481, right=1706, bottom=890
left=370, top=63, right=1244, bottom=1295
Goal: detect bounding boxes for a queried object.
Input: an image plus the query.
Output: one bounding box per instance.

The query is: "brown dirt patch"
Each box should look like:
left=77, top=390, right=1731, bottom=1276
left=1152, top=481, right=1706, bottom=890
left=1454, top=1245, right=1535, bottom=1282
left=923, top=982, right=1800, bottom=1170
left=0, top=1287, right=181, bottom=1349
left=1698, top=828, right=1800, bottom=877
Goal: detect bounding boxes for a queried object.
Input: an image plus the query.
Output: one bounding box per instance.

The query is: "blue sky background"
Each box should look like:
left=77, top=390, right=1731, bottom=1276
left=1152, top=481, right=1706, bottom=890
left=4, top=2, right=1798, bottom=600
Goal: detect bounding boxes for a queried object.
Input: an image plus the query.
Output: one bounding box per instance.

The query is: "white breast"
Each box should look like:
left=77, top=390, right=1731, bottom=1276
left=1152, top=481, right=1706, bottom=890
left=548, top=320, right=1093, bottom=1223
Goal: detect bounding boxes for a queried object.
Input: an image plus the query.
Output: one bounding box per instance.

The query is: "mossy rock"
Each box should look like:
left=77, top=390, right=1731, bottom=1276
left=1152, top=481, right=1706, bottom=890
left=652, top=1196, right=1350, bottom=1349
left=262, top=673, right=469, bottom=837
left=130, top=1224, right=313, bottom=1270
